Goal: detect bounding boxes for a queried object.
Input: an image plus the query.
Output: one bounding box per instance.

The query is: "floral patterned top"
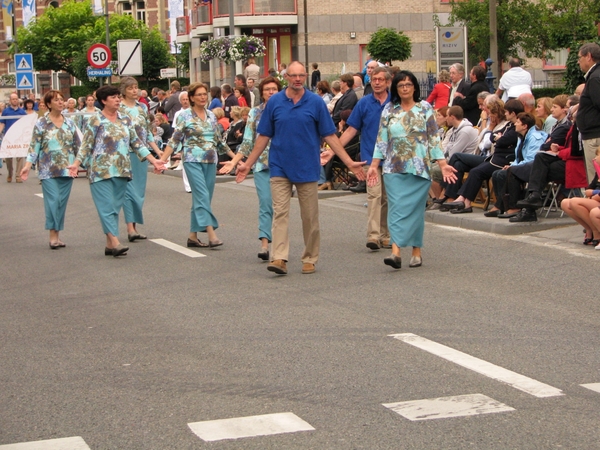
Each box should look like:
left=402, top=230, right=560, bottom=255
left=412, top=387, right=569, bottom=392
left=119, top=101, right=155, bottom=146
left=237, top=104, right=270, bottom=173
left=167, top=107, right=230, bottom=164
left=78, top=107, right=101, bottom=132
left=76, top=111, right=150, bottom=184
left=26, top=114, right=81, bottom=180
left=374, top=100, right=444, bottom=180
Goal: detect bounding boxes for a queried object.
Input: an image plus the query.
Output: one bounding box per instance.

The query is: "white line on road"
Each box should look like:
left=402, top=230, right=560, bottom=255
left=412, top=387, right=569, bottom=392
left=383, top=393, right=515, bottom=421
left=390, top=333, right=564, bottom=398
left=150, top=238, right=206, bottom=258
left=581, top=383, right=600, bottom=393
left=35, top=193, right=43, bottom=198
left=188, top=412, right=315, bottom=442
left=0, top=436, right=91, bottom=449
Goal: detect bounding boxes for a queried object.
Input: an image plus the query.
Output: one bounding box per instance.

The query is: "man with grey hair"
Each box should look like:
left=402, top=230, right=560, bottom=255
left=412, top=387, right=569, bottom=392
left=448, top=63, right=470, bottom=106
left=327, top=80, right=342, bottom=114
left=495, top=57, right=532, bottom=101
left=247, top=78, right=260, bottom=106
left=353, top=74, right=364, bottom=100
left=575, top=42, right=600, bottom=183
left=518, top=92, right=536, bottom=114
left=363, top=59, right=380, bottom=96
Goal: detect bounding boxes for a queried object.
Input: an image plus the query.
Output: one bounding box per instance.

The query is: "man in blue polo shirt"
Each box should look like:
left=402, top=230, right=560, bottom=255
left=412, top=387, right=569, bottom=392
left=322, top=66, right=391, bottom=251
left=0, top=92, right=27, bottom=183
left=236, top=61, right=366, bottom=275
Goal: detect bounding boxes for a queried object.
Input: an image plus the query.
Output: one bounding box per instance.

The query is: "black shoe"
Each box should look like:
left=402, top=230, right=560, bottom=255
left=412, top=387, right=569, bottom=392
left=484, top=209, right=501, bottom=217
left=111, top=244, right=129, bottom=257
left=383, top=254, right=402, bottom=269
left=349, top=181, right=366, bottom=193
left=257, top=249, right=269, bottom=261
left=440, top=201, right=464, bottom=211
left=498, top=211, right=519, bottom=219
left=450, top=207, right=473, bottom=214
left=516, top=192, right=543, bottom=209
left=509, top=209, right=537, bottom=222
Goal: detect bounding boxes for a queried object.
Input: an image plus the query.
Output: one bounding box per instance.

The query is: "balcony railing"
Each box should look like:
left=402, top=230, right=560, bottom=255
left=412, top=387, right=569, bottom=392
left=214, top=0, right=297, bottom=17
left=191, top=4, right=212, bottom=27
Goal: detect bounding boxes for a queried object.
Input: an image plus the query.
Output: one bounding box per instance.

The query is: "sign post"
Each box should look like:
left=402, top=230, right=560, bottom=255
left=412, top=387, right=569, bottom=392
left=87, top=43, right=113, bottom=83
left=15, top=53, right=34, bottom=91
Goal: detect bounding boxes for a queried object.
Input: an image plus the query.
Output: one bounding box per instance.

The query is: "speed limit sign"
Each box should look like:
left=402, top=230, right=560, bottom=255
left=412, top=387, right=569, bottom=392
left=87, top=43, right=112, bottom=69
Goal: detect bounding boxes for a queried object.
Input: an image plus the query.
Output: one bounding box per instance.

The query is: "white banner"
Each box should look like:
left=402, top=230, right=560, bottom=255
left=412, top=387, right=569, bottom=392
left=168, top=0, right=183, bottom=52
left=22, top=0, right=36, bottom=27
left=0, top=114, right=38, bottom=158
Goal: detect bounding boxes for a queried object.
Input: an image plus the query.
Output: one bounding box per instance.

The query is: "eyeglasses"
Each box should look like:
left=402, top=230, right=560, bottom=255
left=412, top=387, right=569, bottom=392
left=371, top=77, right=387, bottom=83
left=397, top=83, right=414, bottom=89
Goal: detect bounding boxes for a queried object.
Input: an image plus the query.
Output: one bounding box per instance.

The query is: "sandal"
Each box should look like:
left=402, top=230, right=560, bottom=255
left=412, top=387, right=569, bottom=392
left=583, top=238, right=600, bottom=246
left=187, top=238, right=209, bottom=248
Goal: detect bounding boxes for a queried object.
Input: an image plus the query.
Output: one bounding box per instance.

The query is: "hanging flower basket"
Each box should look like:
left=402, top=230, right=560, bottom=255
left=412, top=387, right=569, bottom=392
left=200, top=35, right=266, bottom=64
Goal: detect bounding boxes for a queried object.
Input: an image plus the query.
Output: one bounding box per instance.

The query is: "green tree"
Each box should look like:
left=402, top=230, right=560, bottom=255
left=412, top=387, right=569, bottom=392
left=175, top=42, right=191, bottom=73
left=16, top=0, right=173, bottom=88
left=366, top=28, right=411, bottom=64
left=443, top=0, right=600, bottom=65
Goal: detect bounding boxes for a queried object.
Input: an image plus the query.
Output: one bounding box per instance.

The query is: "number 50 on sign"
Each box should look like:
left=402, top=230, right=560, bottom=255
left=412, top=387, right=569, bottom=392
left=87, top=43, right=112, bottom=69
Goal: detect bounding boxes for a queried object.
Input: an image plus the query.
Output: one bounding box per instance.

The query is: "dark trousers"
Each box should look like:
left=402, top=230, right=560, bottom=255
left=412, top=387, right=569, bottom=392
left=459, top=160, right=500, bottom=201
left=443, top=153, right=485, bottom=199
left=526, top=152, right=566, bottom=194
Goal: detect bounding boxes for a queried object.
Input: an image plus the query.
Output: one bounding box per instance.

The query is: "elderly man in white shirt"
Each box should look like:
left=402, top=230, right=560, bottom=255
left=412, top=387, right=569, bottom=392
left=496, top=57, right=532, bottom=101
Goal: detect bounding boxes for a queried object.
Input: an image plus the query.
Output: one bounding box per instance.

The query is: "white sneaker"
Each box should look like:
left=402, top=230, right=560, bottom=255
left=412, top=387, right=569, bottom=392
left=595, top=242, right=600, bottom=250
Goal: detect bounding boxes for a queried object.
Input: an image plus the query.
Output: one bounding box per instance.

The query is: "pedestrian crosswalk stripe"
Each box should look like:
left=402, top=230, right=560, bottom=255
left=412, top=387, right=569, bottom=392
left=35, top=193, right=43, bottom=198
left=390, top=333, right=564, bottom=398
left=0, top=436, right=90, bottom=449
left=383, top=393, right=515, bottom=421
left=188, top=412, right=315, bottom=442
left=150, top=238, right=206, bottom=257
left=581, top=383, right=600, bottom=393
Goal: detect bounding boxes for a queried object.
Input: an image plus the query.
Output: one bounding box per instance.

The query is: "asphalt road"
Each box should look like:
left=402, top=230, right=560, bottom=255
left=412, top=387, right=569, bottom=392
left=1, top=171, right=599, bottom=449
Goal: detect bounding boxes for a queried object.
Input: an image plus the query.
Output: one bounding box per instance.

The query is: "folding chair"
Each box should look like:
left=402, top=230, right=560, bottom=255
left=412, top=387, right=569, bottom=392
left=539, top=182, right=563, bottom=218
left=330, top=138, right=361, bottom=190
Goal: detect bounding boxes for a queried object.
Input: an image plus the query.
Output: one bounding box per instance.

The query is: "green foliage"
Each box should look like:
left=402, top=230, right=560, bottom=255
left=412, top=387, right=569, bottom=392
left=532, top=87, right=567, bottom=98
left=563, top=38, right=600, bottom=94
left=443, top=0, right=600, bottom=64
left=70, top=85, right=94, bottom=99
left=17, top=0, right=173, bottom=89
left=176, top=43, right=190, bottom=72
left=366, top=28, right=411, bottom=64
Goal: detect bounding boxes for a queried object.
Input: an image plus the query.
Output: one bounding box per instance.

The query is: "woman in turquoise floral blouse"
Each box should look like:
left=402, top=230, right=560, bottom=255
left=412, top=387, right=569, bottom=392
left=161, top=82, right=235, bottom=249
left=68, top=85, right=166, bottom=257
left=20, top=90, right=81, bottom=249
left=367, top=71, right=457, bottom=270
left=219, top=76, right=282, bottom=261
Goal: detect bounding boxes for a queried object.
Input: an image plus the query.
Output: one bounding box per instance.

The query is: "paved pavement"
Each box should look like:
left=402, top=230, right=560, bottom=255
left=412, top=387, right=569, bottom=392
left=1, top=170, right=599, bottom=449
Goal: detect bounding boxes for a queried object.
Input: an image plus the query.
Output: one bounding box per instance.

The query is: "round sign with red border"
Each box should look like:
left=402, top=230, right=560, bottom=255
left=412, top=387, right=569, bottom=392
left=87, top=44, right=112, bottom=69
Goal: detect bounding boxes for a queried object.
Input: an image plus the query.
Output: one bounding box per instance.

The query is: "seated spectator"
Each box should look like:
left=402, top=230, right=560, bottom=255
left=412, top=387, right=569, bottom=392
left=476, top=94, right=504, bottom=158
left=562, top=170, right=600, bottom=245
left=327, top=80, right=342, bottom=114
left=155, top=112, right=172, bottom=142
left=475, top=91, right=492, bottom=128
left=209, top=86, right=223, bottom=110
left=428, top=106, right=479, bottom=209
left=319, top=109, right=360, bottom=190
left=317, top=80, right=332, bottom=104
left=224, top=106, right=245, bottom=155
left=536, top=96, right=556, bottom=134
left=234, top=86, right=249, bottom=107
left=488, top=95, right=571, bottom=219
left=332, top=73, right=358, bottom=127
left=212, top=107, right=229, bottom=133
left=441, top=99, right=527, bottom=213
left=439, top=98, right=519, bottom=207
left=353, top=74, right=364, bottom=100
left=426, top=70, right=452, bottom=109
left=452, top=65, right=490, bottom=127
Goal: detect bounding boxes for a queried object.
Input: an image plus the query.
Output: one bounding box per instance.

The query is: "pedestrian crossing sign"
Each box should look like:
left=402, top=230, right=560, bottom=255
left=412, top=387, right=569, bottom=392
left=15, top=53, right=33, bottom=72
left=16, top=72, right=34, bottom=90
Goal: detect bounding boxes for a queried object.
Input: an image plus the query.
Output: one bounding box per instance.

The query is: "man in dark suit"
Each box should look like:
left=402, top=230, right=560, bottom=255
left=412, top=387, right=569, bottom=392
left=452, top=65, right=490, bottom=126
left=448, top=63, right=470, bottom=106
left=332, top=73, right=358, bottom=127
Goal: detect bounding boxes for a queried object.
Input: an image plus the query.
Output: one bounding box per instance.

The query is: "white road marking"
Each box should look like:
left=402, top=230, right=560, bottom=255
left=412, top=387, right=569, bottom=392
left=188, top=412, right=315, bottom=442
left=0, top=437, right=90, bottom=449
left=150, top=238, right=206, bottom=257
left=581, top=383, right=600, bottom=393
left=383, top=393, right=515, bottom=421
left=390, top=333, right=564, bottom=398
left=35, top=193, right=43, bottom=198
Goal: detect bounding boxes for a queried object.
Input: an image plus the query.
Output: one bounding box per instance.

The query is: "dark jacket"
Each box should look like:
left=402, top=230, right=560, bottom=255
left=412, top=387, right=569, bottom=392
left=540, top=118, right=571, bottom=151
left=224, top=94, right=239, bottom=119
left=332, top=89, right=358, bottom=127
left=489, top=122, right=519, bottom=167
left=450, top=79, right=471, bottom=106
left=576, top=63, right=600, bottom=139
left=452, top=80, right=489, bottom=127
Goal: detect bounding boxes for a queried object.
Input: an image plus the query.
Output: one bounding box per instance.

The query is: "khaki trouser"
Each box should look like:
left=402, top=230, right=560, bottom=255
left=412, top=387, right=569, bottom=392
left=583, top=138, right=600, bottom=184
left=5, top=157, right=24, bottom=180
left=270, top=177, right=320, bottom=264
left=365, top=166, right=389, bottom=242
